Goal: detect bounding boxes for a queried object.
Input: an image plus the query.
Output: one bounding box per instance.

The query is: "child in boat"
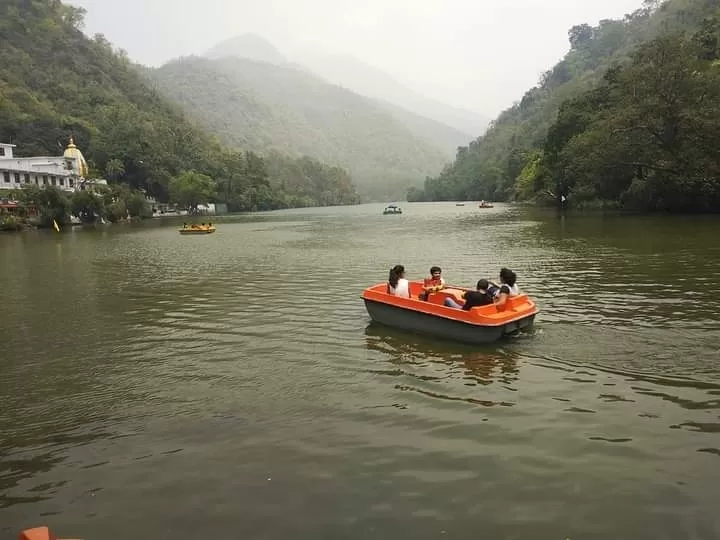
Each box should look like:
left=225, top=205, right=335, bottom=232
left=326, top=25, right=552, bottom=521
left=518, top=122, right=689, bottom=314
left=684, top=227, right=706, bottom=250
left=387, top=265, right=410, bottom=298
left=419, top=266, right=445, bottom=301
left=444, top=279, right=494, bottom=310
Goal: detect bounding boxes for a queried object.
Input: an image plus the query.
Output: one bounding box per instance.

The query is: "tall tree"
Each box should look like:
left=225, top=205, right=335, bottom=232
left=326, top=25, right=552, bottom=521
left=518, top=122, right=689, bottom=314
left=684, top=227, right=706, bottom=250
left=168, top=171, right=216, bottom=213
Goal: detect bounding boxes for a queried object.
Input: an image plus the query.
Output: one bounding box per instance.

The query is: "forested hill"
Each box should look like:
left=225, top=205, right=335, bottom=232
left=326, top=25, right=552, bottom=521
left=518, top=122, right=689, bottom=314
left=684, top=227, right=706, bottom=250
left=0, top=0, right=359, bottom=210
left=201, top=33, right=482, bottom=149
left=144, top=55, right=467, bottom=200
left=411, top=0, right=720, bottom=212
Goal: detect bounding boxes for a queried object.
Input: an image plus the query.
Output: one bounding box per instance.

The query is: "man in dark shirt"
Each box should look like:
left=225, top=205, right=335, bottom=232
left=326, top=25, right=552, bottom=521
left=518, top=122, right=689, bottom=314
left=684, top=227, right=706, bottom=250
left=444, top=279, right=494, bottom=310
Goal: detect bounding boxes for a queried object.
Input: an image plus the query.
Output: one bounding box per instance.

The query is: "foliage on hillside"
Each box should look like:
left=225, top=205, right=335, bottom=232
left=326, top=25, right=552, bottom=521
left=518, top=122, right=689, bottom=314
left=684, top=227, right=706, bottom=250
left=525, top=16, right=720, bottom=211
left=264, top=152, right=359, bottom=208
left=144, top=56, right=454, bottom=200
left=0, top=0, right=359, bottom=210
left=409, top=0, right=720, bottom=211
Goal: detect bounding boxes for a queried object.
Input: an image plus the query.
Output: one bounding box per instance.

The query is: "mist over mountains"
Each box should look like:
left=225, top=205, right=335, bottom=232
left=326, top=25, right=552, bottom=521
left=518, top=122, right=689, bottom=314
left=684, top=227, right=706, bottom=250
left=206, top=33, right=490, bottom=136
left=143, top=33, right=488, bottom=199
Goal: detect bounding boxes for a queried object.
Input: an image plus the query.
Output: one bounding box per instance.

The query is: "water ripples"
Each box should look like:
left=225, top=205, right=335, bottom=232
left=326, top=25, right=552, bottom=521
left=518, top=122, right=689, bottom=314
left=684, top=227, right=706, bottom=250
left=1, top=204, right=720, bottom=538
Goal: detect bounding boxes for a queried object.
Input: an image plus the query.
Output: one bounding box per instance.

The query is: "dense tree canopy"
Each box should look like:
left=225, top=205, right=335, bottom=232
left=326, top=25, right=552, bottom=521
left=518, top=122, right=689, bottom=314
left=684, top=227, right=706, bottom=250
left=531, top=23, right=720, bottom=211
left=409, top=0, right=720, bottom=212
left=11, top=183, right=153, bottom=226
left=0, top=0, right=359, bottom=211
left=168, top=171, right=216, bottom=213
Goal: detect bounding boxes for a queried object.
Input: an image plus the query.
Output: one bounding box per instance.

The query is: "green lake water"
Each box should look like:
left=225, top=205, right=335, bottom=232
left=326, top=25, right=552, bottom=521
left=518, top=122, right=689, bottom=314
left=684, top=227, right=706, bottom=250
left=1, top=203, right=719, bottom=539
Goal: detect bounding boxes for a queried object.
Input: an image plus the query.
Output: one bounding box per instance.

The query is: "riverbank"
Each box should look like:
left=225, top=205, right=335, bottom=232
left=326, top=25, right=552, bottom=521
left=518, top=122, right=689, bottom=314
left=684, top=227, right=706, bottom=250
left=0, top=182, right=198, bottom=234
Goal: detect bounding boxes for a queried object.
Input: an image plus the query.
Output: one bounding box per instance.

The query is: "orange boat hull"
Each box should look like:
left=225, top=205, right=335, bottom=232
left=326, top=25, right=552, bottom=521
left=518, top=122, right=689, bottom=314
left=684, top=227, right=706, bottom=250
left=19, top=526, right=80, bottom=540
left=361, top=281, right=538, bottom=344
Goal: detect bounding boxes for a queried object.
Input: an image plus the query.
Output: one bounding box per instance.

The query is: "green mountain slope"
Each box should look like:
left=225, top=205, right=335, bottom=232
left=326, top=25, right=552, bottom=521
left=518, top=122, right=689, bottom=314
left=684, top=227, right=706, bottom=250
left=201, top=34, right=476, bottom=156
left=144, top=55, right=463, bottom=200
left=0, top=0, right=359, bottom=209
left=525, top=8, right=720, bottom=211
left=411, top=0, right=718, bottom=206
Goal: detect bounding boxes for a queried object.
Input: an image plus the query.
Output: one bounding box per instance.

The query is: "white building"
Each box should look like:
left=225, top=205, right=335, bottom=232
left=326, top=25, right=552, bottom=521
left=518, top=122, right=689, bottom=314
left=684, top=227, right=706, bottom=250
left=0, top=138, right=106, bottom=192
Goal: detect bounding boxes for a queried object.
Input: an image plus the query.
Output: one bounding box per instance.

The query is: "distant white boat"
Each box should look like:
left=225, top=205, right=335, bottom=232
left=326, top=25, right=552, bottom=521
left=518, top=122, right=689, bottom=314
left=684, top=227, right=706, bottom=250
left=383, top=204, right=402, bottom=215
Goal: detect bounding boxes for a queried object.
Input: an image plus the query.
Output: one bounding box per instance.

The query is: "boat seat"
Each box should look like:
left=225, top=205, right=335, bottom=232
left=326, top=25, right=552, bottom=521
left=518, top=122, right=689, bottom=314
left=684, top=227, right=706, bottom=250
left=497, top=295, right=529, bottom=311
left=420, top=289, right=464, bottom=307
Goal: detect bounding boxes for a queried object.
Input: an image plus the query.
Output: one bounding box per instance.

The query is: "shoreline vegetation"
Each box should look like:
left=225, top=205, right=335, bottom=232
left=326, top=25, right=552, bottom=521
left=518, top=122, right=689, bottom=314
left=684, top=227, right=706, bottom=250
left=408, top=0, right=720, bottom=214
left=0, top=184, right=153, bottom=232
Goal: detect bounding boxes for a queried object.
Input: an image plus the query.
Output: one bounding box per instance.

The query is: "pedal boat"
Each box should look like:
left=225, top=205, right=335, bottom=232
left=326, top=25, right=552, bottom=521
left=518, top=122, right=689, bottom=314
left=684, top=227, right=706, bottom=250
left=383, top=205, right=402, bottom=215
left=361, top=281, right=538, bottom=344
left=179, top=225, right=216, bottom=235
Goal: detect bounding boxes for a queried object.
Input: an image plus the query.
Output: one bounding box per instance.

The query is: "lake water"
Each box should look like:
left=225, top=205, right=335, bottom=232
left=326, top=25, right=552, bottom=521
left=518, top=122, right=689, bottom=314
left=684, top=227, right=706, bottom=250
left=1, top=203, right=719, bottom=539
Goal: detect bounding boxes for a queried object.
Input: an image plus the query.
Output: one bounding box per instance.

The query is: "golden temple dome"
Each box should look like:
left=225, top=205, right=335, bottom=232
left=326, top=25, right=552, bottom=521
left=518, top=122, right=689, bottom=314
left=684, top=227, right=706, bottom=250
left=63, top=136, right=89, bottom=177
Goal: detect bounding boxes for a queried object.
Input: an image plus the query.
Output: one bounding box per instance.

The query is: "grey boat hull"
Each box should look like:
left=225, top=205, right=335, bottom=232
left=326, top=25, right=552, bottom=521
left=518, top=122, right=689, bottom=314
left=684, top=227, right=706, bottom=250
left=363, top=299, right=535, bottom=344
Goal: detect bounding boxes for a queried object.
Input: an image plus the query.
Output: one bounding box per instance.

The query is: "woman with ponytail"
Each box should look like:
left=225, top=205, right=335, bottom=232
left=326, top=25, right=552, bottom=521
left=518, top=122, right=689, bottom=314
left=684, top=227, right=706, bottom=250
left=387, top=264, right=410, bottom=298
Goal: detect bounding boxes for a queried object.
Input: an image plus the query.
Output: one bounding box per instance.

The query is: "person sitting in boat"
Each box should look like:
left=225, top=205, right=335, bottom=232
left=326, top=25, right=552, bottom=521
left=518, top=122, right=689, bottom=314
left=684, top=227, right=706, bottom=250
left=444, top=279, right=494, bottom=310
left=387, top=265, right=411, bottom=298
left=489, top=268, right=519, bottom=308
left=419, top=266, right=445, bottom=301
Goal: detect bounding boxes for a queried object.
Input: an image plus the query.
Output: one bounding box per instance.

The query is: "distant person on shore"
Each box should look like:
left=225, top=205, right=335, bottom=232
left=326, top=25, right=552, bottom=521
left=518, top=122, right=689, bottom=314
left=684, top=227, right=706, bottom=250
left=387, top=265, right=410, bottom=298
left=444, top=279, right=494, bottom=310
left=419, top=266, right=445, bottom=301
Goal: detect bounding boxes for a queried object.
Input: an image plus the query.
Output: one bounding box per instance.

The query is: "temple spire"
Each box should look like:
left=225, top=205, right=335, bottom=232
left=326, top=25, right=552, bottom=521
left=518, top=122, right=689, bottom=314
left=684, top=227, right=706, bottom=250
left=63, top=135, right=88, bottom=177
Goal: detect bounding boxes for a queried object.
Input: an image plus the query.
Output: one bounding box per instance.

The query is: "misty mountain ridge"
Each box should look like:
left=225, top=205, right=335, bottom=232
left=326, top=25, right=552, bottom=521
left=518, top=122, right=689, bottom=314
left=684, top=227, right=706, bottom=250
left=205, top=33, right=287, bottom=65
left=295, top=50, right=491, bottom=136
left=145, top=54, right=464, bottom=199
left=202, top=33, right=489, bottom=137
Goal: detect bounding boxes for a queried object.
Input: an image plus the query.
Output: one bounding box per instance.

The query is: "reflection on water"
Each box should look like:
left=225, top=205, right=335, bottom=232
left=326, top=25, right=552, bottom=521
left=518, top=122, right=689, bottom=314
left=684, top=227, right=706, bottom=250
left=1, top=203, right=719, bottom=539
left=365, top=323, right=520, bottom=396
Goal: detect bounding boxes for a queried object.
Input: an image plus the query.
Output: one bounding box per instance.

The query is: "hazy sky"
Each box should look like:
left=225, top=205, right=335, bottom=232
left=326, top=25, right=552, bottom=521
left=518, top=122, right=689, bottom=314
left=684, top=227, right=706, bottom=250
left=69, top=0, right=643, bottom=117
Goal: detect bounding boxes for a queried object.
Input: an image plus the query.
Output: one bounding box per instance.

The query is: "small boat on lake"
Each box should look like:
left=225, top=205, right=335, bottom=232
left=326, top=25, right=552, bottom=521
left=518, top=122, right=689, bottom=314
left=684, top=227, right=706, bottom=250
left=478, top=200, right=494, bottom=209
left=456, top=203, right=465, bottom=206
left=179, top=224, right=216, bottom=235
left=361, top=281, right=538, bottom=344
left=383, top=204, right=402, bottom=215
